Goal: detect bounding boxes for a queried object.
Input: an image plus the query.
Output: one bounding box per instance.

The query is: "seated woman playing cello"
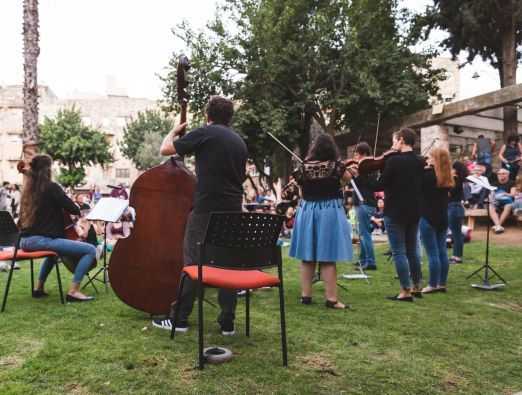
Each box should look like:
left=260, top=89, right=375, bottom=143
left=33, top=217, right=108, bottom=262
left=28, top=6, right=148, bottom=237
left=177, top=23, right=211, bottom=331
left=19, top=154, right=96, bottom=302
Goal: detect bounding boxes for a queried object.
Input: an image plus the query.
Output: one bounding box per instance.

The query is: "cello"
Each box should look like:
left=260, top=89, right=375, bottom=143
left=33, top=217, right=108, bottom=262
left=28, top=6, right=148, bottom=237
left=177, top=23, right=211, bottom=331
left=108, top=55, right=196, bottom=315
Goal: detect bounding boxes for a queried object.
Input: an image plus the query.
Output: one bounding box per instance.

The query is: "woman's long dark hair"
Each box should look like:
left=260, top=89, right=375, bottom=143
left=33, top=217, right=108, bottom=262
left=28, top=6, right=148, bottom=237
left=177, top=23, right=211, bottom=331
left=19, top=154, right=53, bottom=229
left=452, top=160, right=469, bottom=182
left=305, top=134, right=340, bottom=162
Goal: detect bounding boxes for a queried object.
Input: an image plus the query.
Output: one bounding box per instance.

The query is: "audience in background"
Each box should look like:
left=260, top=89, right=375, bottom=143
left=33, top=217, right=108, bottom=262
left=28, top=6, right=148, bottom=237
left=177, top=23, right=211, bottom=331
left=512, top=176, right=522, bottom=216
left=498, top=135, right=522, bottom=181
left=489, top=168, right=515, bottom=234
left=471, top=134, right=495, bottom=177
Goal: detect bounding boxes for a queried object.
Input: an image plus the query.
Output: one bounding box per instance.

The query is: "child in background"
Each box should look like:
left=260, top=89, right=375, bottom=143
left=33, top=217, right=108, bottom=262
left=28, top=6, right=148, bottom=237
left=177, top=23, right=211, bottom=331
left=371, top=198, right=385, bottom=234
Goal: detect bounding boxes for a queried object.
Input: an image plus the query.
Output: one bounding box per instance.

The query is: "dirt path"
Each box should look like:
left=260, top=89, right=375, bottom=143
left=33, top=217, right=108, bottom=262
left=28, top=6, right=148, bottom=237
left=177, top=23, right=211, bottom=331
left=472, top=225, right=522, bottom=246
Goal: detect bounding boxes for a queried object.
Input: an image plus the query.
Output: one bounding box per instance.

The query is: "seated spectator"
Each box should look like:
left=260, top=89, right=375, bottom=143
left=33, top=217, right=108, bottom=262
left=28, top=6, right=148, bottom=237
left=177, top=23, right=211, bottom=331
left=512, top=176, right=522, bottom=216
left=371, top=198, right=385, bottom=234
left=110, top=183, right=129, bottom=200
left=74, top=193, right=91, bottom=212
left=468, top=164, right=489, bottom=209
left=489, top=168, right=515, bottom=234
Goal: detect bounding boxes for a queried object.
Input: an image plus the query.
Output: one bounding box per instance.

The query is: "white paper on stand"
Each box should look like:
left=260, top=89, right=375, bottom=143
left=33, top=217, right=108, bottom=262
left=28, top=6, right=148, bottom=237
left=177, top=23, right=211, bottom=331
left=86, top=197, right=129, bottom=223
left=466, top=175, right=497, bottom=191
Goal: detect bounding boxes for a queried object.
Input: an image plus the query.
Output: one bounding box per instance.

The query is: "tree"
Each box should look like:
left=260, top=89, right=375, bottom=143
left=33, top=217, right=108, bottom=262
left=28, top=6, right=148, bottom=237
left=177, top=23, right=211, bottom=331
left=162, top=0, right=443, bottom=178
left=416, top=0, right=522, bottom=139
left=40, top=107, right=113, bottom=187
left=22, top=0, right=40, bottom=163
left=134, top=132, right=167, bottom=170
left=121, top=110, right=173, bottom=170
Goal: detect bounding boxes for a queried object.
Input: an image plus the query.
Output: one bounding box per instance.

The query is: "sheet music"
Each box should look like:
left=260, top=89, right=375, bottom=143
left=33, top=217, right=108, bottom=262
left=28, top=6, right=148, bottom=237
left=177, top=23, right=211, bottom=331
left=466, top=175, right=497, bottom=192
left=86, top=198, right=129, bottom=222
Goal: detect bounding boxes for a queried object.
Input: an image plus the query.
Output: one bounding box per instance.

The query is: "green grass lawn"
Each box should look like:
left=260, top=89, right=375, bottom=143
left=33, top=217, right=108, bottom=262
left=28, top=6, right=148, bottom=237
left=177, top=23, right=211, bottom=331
left=0, top=241, right=521, bottom=395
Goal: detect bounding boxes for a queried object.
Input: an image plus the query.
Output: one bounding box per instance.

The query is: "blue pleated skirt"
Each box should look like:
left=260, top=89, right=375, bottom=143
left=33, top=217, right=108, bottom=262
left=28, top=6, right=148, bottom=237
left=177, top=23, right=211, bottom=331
left=289, top=198, right=353, bottom=263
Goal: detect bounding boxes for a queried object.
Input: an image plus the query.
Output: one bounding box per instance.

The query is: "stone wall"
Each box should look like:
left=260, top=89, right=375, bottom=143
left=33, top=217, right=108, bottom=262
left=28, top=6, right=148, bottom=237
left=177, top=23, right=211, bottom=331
left=0, top=85, right=157, bottom=189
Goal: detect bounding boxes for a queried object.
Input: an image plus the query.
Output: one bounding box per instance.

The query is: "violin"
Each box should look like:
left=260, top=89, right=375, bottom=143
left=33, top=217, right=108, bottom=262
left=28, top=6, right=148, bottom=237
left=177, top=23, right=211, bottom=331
left=356, top=149, right=400, bottom=175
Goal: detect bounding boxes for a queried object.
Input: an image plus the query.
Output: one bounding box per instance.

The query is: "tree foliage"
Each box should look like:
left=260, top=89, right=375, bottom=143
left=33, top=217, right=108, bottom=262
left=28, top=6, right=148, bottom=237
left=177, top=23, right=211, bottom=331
left=162, top=0, right=444, bottom=177
left=135, top=132, right=166, bottom=170
left=415, top=0, right=522, bottom=138
left=120, top=110, right=173, bottom=170
left=416, top=1, right=522, bottom=75
left=40, top=107, right=113, bottom=187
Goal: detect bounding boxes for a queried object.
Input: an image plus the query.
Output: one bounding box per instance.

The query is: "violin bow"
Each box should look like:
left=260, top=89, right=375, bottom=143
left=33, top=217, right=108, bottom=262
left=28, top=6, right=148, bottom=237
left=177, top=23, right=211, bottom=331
left=373, top=112, right=381, bottom=156
left=266, top=131, right=364, bottom=203
left=267, top=132, right=303, bottom=163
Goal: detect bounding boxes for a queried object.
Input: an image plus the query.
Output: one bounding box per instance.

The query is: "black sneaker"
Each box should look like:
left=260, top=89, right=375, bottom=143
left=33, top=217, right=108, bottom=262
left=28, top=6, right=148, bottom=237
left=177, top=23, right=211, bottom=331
left=32, top=289, right=49, bottom=298
left=152, top=318, right=188, bottom=333
left=218, top=319, right=235, bottom=336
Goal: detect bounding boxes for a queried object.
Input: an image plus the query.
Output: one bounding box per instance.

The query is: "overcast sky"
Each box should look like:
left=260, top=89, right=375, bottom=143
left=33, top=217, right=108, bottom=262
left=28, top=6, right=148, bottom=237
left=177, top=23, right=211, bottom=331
left=1, top=0, right=519, bottom=100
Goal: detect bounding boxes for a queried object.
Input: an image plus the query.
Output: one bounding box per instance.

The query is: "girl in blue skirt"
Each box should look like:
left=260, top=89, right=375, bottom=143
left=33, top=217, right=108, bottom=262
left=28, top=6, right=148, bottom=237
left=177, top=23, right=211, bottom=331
left=289, top=134, right=353, bottom=309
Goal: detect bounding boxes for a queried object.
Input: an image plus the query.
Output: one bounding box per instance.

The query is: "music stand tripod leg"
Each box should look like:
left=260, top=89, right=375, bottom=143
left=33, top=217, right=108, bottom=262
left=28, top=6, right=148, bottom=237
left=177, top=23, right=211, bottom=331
left=103, top=222, right=108, bottom=292
left=466, top=195, right=506, bottom=289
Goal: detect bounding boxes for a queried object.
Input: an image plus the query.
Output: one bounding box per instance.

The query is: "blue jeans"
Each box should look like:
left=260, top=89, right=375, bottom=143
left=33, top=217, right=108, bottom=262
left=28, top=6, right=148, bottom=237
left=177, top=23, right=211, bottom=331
left=477, top=152, right=492, bottom=176
left=447, top=202, right=464, bottom=258
left=20, top=236, right=96, bottom=284
left=384, top=217, right=421, bottom=289
left=355, top=204, right=376, bottom=267
left=419, top=218, right=449, bottom=287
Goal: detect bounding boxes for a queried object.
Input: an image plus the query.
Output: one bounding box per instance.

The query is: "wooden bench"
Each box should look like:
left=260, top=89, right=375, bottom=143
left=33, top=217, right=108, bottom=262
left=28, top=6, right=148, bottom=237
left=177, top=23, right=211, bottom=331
left=465, top=208, right=488, bottom=230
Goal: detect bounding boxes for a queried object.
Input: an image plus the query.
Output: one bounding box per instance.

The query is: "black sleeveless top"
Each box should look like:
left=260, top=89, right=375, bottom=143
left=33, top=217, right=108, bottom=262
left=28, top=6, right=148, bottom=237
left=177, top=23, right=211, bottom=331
left=296, top=160, right=345, bottom=201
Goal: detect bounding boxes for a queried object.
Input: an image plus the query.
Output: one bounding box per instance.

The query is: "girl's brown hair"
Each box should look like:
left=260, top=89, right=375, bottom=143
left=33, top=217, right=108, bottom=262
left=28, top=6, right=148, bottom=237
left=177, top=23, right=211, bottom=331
left=430, top=148, right=455, bottom=189
left=19, top=154, right=53, bottom=229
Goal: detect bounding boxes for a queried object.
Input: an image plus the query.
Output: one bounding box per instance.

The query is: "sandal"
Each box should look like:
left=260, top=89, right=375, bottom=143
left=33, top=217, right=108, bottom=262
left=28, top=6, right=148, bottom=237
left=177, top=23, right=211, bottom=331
left=300, top=296, right=312, bottom=305
left=421, top=286, right=439, bottom=294
left=325, top=300, right=348, bottom=309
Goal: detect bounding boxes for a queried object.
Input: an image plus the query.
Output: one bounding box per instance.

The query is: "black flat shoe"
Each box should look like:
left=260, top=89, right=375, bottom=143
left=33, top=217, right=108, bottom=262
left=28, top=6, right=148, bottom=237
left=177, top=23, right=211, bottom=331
left=32, top=290, right=49, bottom=298
left=325, top=300, right=350, bottom=309
left=386, top=295, right=414, bottom=302
left=300, top=296, right=312, bottom=305
left=66, top=294, right=94, bottom=303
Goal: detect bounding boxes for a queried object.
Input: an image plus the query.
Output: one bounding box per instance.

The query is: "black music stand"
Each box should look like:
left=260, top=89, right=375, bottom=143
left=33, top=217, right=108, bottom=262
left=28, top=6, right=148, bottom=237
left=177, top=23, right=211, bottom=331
left=82, top=198, right=129, bottom=292
left=465, top=177, right=506, bottom=290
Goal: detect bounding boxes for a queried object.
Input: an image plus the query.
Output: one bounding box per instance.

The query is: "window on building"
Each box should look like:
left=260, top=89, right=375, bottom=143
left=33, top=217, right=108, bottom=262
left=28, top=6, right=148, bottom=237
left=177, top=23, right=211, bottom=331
left=116, top=168, right=130, bottom=178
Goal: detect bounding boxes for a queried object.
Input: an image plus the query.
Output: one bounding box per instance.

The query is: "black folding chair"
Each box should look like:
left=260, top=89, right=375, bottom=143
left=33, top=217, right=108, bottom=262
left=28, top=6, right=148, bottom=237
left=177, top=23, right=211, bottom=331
left=0, top=211, right=64, bottom=312
left=171, top=212, right=288, bottom=369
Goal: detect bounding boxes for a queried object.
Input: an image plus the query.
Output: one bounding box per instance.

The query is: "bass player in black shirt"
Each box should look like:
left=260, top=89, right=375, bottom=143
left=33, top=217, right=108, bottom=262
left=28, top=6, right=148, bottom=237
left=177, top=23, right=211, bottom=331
left=154, top=96, right=248, bottom=335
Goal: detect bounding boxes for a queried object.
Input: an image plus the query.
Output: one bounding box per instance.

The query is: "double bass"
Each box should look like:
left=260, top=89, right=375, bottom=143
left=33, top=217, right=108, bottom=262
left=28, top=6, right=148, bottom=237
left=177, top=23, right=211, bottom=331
left=108, top=55, right=196, bottom=315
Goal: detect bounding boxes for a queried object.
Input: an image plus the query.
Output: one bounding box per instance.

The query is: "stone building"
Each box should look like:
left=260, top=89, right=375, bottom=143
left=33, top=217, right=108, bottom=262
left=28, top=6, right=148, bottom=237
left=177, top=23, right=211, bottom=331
left=0, top=85, right=157, bottom=189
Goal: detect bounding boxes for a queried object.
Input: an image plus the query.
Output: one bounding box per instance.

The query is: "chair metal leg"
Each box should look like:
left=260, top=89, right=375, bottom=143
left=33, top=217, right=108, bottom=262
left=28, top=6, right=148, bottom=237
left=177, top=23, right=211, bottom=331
left=245, top=289, right=250, bottom=337
left=55, top=260, right=65, bottom=305
left=171, top=274, right=186, bottom=340
left=1, top=257, right=17, bottom=312
left=278, top=283, right=288, bottom=367
left=30, top=259, right=35, bottom=295
left=197, top=276, right=205, bottom=370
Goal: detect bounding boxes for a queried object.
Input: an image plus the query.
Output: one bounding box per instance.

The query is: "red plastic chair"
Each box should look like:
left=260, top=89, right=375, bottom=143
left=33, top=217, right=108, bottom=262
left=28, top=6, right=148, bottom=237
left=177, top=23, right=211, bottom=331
left=171, top=212, right=287, bottom=369
left=0, top=211, right=64, bottom=312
